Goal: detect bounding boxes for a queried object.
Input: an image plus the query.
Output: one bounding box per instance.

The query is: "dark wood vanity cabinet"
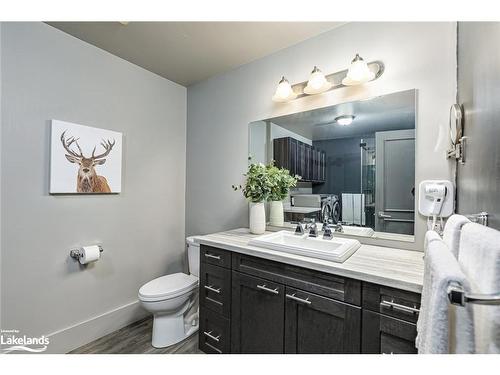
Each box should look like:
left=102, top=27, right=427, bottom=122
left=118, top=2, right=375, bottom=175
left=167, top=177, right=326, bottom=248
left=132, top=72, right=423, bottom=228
left=284, top=287, right=361, bottom=353
left=231, top=272, right=285, bottom=353
left=199, top=245, right=421, bottom=354
left=273, top=137, right=326, bottom=183
left=361, top=282, right=421, bottom=354
left=362, top=310, right=417, bottom=354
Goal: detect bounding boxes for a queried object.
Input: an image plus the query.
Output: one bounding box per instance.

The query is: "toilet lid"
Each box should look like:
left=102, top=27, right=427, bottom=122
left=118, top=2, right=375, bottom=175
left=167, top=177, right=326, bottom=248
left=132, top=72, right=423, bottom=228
left=139, top=273, right=198, bottom=301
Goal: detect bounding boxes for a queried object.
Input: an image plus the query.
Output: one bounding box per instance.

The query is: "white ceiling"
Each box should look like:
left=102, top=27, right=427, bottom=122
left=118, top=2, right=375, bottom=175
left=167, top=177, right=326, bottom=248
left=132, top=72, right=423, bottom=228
left=267, top=89, right=416, bottom=141
left=46, top=22, right=344, bottom=86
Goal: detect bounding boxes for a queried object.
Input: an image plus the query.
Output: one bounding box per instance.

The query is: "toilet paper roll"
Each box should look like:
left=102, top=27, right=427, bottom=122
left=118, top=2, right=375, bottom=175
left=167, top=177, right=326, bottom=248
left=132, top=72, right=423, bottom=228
left=79, top=245, right=101, bottom=265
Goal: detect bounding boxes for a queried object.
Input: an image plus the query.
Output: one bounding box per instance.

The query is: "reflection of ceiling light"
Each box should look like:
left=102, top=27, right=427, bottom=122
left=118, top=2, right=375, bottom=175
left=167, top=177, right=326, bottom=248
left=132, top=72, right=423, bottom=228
left=335, top=115, right=355, bottom=126
left=304, top=66, right=333, bottom=95
left=342, top=54, right=375, bottom=86
left=272, top=76, right=297, bottom=102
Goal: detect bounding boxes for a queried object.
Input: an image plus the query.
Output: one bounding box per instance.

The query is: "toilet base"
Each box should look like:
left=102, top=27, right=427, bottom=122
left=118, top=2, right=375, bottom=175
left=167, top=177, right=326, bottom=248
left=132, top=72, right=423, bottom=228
left=152, top=313, right=199, bottom=348
left=150, top=299, right=199, bottom=349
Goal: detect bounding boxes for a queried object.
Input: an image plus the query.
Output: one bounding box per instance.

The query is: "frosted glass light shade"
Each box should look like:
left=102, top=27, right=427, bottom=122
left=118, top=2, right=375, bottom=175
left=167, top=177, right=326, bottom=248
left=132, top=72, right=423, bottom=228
left=272, top=76, right=297, bottom=102
left=335, top=115, right=355, bottom=126
left=342, top=54, right=375, bottom=86
left=304, top=66, right=333, bottom=95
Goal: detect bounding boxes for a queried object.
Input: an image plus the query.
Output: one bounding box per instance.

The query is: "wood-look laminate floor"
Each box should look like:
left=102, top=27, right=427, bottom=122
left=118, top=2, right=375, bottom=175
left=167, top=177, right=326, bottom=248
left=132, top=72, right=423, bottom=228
left=70, top=317, right=203, bottom=354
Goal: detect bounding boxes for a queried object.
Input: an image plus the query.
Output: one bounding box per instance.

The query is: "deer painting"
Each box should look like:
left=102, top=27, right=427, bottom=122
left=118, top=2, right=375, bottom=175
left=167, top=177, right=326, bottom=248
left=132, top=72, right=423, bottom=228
left=60, top=131, right=116, bottom=193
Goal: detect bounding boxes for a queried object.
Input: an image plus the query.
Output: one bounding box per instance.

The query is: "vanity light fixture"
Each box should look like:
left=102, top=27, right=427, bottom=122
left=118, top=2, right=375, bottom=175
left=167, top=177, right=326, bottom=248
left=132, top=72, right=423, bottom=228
left=335, top=115, right=355, bottom=126
left=342, top=54, right=375, bottom=86
left=272, top=76, right=298, bottom=102
left=304, top=66, right=333, bottom=95
left=272, top=57, right=383, bottom=103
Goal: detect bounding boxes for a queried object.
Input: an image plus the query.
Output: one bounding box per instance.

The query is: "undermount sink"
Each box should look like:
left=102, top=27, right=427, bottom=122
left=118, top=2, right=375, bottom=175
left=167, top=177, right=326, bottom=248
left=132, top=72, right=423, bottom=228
left=340, top=225, right=375, bottom=237
left=248, top=230, right=361, bottom=263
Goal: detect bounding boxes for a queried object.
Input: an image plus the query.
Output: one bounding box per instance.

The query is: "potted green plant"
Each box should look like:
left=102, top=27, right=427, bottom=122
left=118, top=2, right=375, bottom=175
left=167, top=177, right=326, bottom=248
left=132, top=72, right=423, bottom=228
left=266, top=162, right=299, bottom=226
left=232, top=160, right=272, bottom=234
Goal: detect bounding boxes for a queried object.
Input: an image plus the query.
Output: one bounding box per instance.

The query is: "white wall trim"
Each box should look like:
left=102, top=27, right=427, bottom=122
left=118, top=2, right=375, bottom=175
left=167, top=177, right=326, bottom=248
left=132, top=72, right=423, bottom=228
left=45, top=300, right=148, bottom=353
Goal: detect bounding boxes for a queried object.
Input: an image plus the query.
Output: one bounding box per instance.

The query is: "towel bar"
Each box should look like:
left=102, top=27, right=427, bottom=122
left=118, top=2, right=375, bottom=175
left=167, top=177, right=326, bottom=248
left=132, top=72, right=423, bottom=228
left=448, top=286, right=500, bottom=306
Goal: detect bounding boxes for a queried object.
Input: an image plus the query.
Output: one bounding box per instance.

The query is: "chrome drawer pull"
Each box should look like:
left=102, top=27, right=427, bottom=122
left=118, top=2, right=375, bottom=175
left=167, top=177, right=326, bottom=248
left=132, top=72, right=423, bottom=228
left=286, top=293, right=312, bottom=305
left=204, top=285, right=221, bottom=294
left=205, top=342, right=222, bottom=354
left=256, top=284, right=279, bottom=295
left=203, top=330, right=221, bottom=342
left=204, top=253, right=221, bottom=260
left=380, top=299, right=420, bottom=315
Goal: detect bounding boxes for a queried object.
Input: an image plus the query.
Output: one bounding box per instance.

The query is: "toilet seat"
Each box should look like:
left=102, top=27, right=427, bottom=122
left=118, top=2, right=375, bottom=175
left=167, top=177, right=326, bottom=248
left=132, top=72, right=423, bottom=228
left=139, top=273, right=198, bottom=302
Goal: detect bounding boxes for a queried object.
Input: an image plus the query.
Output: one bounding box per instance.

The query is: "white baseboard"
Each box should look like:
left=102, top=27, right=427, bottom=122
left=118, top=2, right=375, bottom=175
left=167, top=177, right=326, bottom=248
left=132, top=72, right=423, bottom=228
left=46, top=300, right=149, bottom=354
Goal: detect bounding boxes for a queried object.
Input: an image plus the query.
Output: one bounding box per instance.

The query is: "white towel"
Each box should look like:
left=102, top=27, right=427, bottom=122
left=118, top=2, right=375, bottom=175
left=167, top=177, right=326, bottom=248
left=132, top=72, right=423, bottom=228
left=443, top=214, right=471, bottom=258
left=458, top=223, right=500, bottom=353
left=417, top=232, right=474, bottom=353
left=424, top=230, right=442, bottom=250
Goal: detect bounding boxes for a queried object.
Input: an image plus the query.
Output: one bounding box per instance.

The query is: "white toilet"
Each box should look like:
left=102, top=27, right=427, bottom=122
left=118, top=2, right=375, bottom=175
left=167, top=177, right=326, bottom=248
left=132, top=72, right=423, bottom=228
left=138, top=237, right=200, bottom=348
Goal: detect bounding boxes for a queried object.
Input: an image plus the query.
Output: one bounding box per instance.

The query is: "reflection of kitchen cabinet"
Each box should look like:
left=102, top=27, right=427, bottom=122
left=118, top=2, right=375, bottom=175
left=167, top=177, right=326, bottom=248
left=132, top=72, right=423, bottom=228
left=273, top=137, right=325, bottom=183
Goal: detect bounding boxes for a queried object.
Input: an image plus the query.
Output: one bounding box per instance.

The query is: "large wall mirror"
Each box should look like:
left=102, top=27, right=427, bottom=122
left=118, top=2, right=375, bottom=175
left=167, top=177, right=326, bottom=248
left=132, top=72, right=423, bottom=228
left=249, top=89, right=417, bottom=242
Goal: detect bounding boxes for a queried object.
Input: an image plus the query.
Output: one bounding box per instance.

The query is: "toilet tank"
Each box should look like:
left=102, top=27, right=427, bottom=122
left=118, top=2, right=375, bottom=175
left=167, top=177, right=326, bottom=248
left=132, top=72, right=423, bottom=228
left=186, top=236, right=200, bottom=278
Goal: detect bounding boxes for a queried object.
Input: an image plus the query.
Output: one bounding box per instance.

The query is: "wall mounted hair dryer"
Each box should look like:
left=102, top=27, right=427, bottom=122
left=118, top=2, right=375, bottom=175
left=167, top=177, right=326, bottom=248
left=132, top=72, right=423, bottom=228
left=418, top=180, right=454, bottom=232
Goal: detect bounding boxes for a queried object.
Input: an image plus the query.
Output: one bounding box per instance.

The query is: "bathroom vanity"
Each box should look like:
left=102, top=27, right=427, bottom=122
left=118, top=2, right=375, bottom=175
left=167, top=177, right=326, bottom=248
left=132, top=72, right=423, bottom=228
left=196, top=229, right=423, bottom=354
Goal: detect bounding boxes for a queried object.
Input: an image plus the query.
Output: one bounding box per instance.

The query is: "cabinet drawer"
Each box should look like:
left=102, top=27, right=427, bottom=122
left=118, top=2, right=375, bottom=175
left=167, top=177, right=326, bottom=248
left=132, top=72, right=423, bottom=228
left=199, top=307, right=230, bottom=354
left=200, top=263, right=231, bottom=317
left=362, top=310, right=417, bottom=354
left=200, top=245, right=231, bottom=269
left=362, top=282, right=421, bottom=323
left=232, top=253, right=361, bottom=305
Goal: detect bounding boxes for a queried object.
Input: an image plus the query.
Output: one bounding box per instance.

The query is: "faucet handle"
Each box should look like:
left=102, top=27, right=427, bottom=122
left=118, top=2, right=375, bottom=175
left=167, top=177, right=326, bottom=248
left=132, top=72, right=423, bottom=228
left=294, top=221, right=305, bottom=235
left=323, top=225, right=334, bottom=240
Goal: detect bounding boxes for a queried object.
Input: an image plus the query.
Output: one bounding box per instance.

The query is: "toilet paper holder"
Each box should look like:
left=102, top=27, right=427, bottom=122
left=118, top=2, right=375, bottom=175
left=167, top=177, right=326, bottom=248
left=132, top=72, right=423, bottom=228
left=70, top=245, right=104, bottom=260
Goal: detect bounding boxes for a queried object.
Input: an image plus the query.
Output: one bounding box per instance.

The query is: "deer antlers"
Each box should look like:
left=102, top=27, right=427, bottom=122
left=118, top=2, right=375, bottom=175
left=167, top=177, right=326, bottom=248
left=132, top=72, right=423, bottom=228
left=92, top=139, right=116, bottom=160
left=61, top=130, right=115, bottom=160
left=60, top=131, right=84, bottom=159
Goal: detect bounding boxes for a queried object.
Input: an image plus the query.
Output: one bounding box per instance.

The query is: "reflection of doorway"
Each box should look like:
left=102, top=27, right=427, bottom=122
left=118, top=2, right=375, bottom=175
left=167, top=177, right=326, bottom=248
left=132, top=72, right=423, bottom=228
left=375, top=130, right=415, bottom=235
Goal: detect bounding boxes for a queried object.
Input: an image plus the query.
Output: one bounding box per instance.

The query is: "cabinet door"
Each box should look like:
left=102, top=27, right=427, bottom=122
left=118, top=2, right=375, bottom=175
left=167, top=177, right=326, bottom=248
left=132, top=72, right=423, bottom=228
left=284, top=287, right=361, bottom=353
left=289, top=138, right=298, bottom=176
left=311, top=148, right=319, bottom=181
left=320, top=151, right=326, bottom=182
left=296, top=141, right=305, bottom=181
left=362, top=310, right=417, bottom=354
left=304, top=144, right=312, bottom=181
left=231, top=271, right=285, bottom=353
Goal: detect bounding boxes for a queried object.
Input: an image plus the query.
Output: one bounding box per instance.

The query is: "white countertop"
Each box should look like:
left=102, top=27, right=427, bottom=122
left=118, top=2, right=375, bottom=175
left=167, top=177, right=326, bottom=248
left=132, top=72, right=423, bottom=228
left=194, top=228, right=424, bottom=293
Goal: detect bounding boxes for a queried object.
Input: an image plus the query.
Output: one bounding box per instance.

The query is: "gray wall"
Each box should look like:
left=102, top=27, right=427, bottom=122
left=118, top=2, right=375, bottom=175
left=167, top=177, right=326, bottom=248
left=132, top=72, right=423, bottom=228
left=457, top=22, right=500, bottom=229
left=312, top=137, right=363, bottom=196
left=0, top=23, right=187, bottom=352
left=186, top=22, right=457, bottom=250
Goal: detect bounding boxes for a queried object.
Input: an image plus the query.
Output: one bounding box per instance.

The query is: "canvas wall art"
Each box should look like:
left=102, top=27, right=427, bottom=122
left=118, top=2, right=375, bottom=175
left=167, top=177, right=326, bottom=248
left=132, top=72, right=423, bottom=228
left=50, top=120, right=123, bottom=194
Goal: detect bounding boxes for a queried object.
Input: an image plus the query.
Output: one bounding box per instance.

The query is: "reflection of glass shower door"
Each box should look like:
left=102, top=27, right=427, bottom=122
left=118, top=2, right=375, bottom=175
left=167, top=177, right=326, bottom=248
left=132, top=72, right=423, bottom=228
left=374, top=130, right=415, bottom=235
left=360, top=138, right=376, bottom=229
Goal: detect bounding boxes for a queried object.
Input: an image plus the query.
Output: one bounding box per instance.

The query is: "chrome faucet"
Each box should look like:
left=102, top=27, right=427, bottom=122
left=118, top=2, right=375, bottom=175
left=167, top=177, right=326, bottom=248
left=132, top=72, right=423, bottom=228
left=333, top=223, right=344, bottom=233
left=321, top=217, right=333, bottom=240
left=308, top=219, right=318, bottom=238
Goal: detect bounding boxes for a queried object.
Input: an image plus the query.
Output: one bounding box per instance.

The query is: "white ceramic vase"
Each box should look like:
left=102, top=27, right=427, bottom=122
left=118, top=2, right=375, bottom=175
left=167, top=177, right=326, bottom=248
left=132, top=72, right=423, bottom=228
left=249, top=202, right=266, bottom=234
left=269, top=200, right=284, bottom=227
